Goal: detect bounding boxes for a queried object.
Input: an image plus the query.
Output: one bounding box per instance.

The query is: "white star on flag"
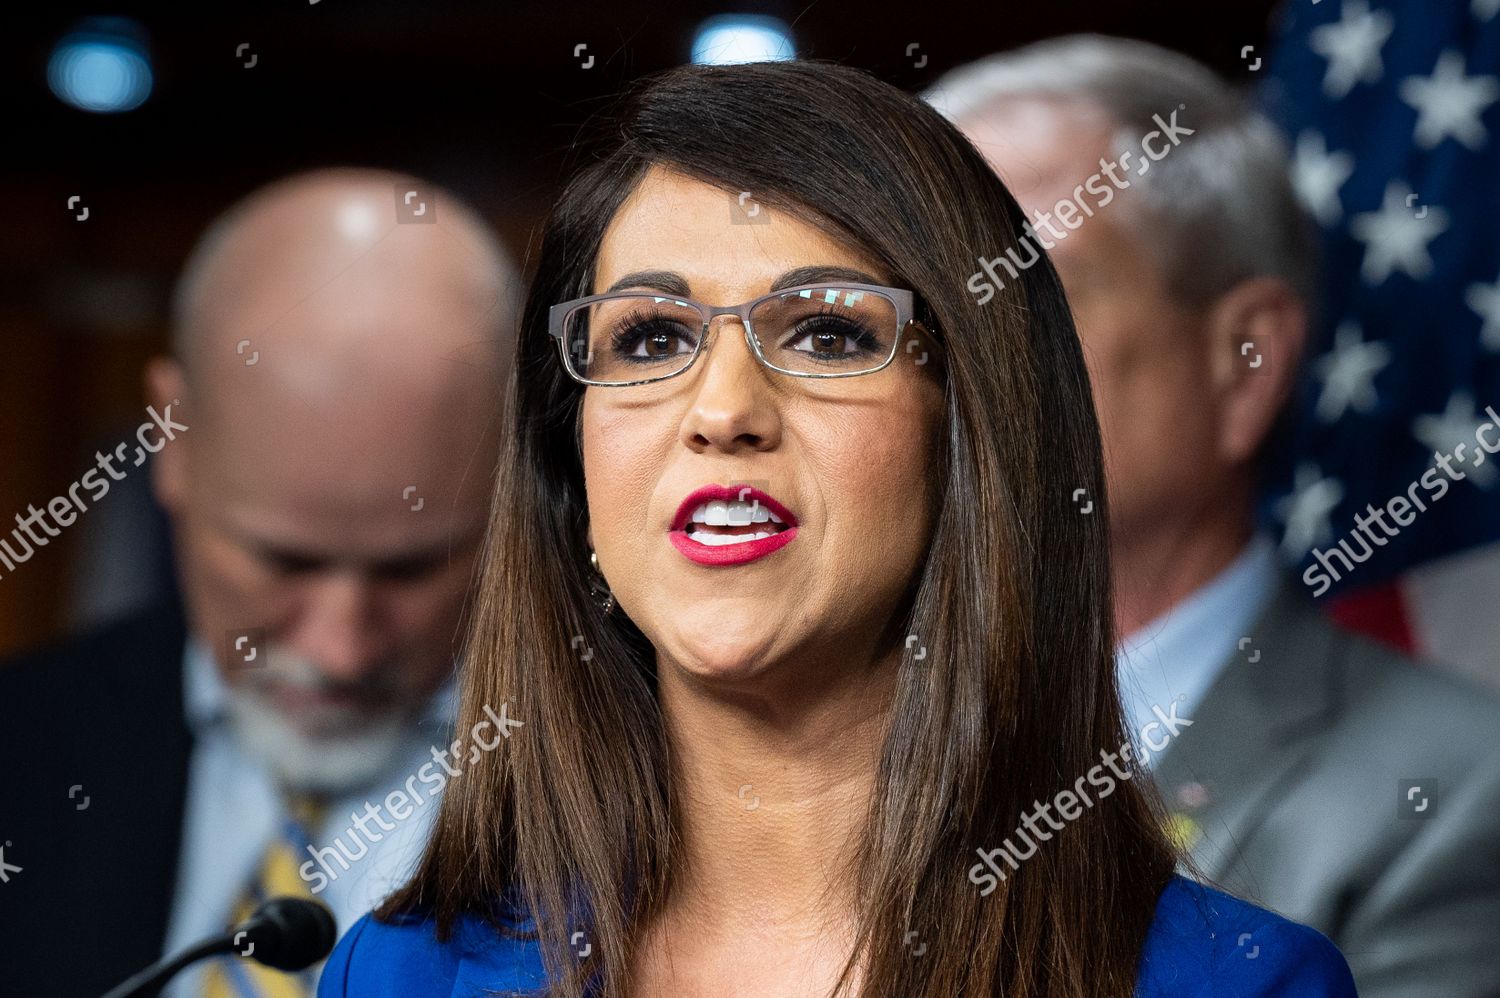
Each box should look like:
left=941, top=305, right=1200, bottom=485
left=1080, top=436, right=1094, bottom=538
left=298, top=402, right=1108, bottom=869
left=1349, top=180, right=1450, bottom=285
left=1292, top=130, right=1356, bottom=226
left=1309, top=0, right=1395, bottom=99
left=1312, top=321, right=1391, bottom=422
left=1475, top=0, right=1500, bottom=23
left=1466, top=275, right=1500, bottom=350
left=1399, top=49, right=1500, bottom=150
left=1276, top=462, right=1346, bottom=558
left=1413, top=390, right=1499, bottom=489
left=0, top=845, right=19, bottom=883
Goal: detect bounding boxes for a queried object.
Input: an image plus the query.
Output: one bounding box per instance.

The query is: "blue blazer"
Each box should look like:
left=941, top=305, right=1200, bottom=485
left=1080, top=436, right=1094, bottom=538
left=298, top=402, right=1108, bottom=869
left=318, top=875, right=1357, bottom=996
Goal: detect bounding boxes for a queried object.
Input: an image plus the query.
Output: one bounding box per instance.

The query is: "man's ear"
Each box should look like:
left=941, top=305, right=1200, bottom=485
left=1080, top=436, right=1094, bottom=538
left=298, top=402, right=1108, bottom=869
left=1204, top=276, right=1307, bottom=466
left=145, top=356, right=189, bottom=514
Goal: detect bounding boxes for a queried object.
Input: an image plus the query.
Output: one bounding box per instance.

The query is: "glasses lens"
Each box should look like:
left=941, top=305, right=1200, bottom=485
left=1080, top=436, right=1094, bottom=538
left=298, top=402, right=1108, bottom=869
left=563, top=295, right=702, bottom=383
left=749, top=287, right=900, bottom=376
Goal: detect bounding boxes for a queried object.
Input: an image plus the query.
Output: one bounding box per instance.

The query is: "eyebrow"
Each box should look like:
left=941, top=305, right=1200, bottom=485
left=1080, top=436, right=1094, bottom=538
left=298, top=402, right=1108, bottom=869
left=603, top=265, right=889, bottom=297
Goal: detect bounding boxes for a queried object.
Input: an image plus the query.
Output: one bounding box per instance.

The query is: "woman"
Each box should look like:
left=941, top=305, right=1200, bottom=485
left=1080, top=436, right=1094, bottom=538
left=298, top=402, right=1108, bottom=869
left=318, top=60, right=1354, bottom=996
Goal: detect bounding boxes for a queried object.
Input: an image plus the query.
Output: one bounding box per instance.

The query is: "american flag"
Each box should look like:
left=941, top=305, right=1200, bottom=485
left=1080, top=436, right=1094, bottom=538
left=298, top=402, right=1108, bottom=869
left=1259, top=0, right=1500, bottom=691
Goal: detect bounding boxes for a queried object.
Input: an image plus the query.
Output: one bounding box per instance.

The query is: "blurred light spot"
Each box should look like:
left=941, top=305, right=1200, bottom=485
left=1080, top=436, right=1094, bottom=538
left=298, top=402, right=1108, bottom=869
left=691, top=15, right=795, bottom=66
left=337, top=201, right=382, bottom=242
left=48, top=19, right=153, bottom=114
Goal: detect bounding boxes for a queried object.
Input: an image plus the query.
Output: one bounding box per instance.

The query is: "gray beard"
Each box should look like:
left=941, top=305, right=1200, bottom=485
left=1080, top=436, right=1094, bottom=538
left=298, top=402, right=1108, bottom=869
left=223, top=684, right=422, bottom=797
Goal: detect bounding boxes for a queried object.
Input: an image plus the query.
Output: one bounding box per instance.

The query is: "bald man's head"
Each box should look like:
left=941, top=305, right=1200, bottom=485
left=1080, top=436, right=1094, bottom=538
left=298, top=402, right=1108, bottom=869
left=170, top=167, right=515, bottom=390
left=148, top=167, right=520, bottom=794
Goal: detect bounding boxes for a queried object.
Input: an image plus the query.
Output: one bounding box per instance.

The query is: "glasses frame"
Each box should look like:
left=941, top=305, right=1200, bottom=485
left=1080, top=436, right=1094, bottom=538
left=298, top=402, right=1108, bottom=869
left=547, top=281, right=922, bottom=387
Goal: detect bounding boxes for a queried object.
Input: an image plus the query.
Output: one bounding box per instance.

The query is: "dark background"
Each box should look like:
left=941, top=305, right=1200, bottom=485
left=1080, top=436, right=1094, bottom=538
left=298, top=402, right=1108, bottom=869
left=0, top=0, right=1279, bottom=654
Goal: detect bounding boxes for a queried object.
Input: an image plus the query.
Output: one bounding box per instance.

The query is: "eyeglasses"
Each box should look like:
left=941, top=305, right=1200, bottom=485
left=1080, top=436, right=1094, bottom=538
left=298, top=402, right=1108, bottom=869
left=547, top=282, right=923, bottom=387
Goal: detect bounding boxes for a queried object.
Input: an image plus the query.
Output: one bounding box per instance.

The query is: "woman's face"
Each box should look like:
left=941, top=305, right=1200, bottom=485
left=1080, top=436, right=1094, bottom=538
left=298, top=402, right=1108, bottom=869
left=581, top=166, right=945, bottom=687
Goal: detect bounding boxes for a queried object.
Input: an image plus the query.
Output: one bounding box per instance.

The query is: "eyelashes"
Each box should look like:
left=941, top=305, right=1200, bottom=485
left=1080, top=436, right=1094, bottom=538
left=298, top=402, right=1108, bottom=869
left=605, top=307, right=881, bottom=364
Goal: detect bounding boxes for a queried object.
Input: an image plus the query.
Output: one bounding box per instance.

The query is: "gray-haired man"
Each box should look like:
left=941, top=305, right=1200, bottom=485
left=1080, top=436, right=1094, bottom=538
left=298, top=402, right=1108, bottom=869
left=929, top=35, right=1500, bottom=998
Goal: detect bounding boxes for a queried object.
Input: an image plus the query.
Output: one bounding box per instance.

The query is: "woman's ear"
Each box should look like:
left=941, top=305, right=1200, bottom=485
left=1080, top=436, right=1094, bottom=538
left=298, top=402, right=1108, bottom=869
left=1203, top=276, right=1307, bottom=466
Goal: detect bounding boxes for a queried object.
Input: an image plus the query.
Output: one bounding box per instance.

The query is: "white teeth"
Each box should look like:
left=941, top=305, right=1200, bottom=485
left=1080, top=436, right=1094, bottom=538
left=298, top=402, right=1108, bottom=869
left=691, top=530, right=774, bottom=546
left=694, top=500, right=773, bottom=525
left=685, top=495, right=789, bottom=531
left=727, top=501, right=760, bottom=525
left=689, top=500, right=779, bottom=524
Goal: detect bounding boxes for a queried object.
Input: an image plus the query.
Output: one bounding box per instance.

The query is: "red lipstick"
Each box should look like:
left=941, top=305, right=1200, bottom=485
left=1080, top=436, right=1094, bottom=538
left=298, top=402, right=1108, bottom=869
left=668, top=483, right=799, bottom=566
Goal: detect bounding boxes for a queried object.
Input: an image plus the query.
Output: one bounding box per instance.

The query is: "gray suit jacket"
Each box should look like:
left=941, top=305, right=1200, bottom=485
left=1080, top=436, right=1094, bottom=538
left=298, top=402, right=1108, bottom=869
left=1154, top=576, right=1500, bottom=998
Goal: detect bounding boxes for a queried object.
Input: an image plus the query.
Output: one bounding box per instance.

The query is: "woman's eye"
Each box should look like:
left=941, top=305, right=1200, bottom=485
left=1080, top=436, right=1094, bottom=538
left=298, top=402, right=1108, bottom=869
left=787, top=318, right=876, bottom=356
left=612, top=319, right=696, bottom=359
left=639, top=330, right=686, bottom=357
left=796, top=330, right=852, bottom=354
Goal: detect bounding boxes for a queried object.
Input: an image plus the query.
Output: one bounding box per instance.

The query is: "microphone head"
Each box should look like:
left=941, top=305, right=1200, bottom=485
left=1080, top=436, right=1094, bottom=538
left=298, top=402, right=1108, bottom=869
left=237, top=897, right=338, bottom=971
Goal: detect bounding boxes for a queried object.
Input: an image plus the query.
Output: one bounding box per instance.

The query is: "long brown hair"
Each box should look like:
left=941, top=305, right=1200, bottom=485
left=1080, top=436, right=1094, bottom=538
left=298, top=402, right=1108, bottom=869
left=381, top=59, right=1177, bottom=997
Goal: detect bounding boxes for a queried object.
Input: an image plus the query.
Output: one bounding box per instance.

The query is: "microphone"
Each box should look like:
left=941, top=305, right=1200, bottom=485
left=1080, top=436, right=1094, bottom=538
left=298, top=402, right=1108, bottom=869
left=232, top=896, right=339, bottom=971
left=100, top=897, right=337, bottom=998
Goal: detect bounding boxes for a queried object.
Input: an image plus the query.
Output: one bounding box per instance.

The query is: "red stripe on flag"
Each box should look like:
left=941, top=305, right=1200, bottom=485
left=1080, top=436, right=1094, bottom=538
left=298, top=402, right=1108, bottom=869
left=1326, top=582, right=1416, bottom=655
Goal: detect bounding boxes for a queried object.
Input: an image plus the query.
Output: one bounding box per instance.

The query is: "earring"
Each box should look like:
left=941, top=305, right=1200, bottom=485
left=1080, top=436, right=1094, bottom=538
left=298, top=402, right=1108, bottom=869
left=587, top=550, right=616, bottom=615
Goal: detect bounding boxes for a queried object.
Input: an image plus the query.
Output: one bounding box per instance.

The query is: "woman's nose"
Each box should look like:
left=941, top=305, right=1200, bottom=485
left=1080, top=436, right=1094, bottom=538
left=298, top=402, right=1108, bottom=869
left=678, top=316, right=781, bottom=453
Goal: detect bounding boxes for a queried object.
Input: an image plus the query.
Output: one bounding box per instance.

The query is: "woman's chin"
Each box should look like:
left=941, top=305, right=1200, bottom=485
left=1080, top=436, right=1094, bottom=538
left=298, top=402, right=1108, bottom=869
left=655, top=621, right=785, bottom=686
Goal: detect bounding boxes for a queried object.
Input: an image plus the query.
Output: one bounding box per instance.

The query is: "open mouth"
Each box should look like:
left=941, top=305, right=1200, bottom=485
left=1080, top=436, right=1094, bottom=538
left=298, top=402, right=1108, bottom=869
left=682, top=498, right=791, bottom=545
left=668, top=485, right=800, bottom=565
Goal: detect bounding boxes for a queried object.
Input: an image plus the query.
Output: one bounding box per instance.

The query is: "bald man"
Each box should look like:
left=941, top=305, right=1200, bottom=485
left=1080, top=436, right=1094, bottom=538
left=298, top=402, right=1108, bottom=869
left=0, top=169, right=518, bottom=997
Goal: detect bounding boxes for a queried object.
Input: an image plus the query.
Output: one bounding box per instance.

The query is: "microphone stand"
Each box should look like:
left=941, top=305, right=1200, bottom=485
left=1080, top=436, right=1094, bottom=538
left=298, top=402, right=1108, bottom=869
left=99, top=932, right=239, bottom=998
left=99, top=896, right=335, bottom=998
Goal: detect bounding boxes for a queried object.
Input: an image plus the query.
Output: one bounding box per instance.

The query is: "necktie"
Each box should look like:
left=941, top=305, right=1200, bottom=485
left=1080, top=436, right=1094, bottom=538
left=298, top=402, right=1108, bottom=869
left=201, top=793, right=330, bottom=997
